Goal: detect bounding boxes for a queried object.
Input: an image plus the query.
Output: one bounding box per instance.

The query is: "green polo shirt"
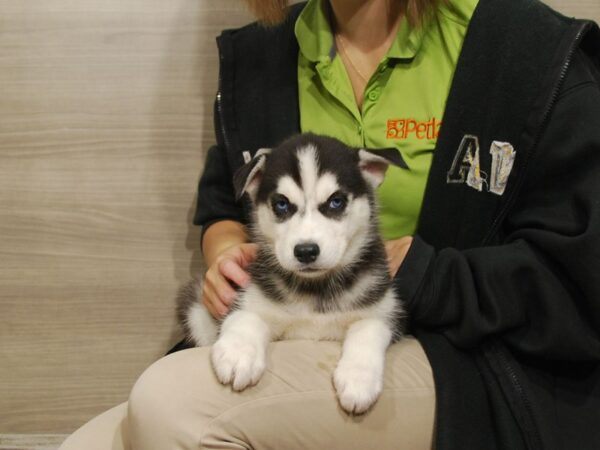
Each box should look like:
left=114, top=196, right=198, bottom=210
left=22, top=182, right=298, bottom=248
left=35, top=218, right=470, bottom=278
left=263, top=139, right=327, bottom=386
left=295, top=0, right=478, bottom=239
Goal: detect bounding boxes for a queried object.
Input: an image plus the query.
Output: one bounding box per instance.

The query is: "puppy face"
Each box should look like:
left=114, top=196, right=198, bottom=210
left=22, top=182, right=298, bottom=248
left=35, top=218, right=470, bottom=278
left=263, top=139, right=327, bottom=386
left=234, top=134, right=406, bottom=278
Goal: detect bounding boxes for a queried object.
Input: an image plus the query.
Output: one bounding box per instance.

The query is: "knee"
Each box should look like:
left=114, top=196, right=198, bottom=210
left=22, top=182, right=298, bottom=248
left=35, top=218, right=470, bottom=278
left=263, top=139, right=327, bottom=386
left=128, top=354, right=177, bottom=440
left=128, top=348, right=213, bottom=447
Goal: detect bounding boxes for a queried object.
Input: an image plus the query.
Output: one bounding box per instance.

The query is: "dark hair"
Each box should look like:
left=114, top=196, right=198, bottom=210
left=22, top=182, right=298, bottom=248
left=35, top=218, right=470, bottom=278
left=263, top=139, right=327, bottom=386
left=244, top=0, right=443, bottom=27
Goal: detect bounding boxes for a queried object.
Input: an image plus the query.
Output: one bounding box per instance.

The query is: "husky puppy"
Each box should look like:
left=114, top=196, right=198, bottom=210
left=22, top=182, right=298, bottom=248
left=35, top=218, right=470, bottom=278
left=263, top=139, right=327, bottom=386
left=177, top=133, right=407, bottom=414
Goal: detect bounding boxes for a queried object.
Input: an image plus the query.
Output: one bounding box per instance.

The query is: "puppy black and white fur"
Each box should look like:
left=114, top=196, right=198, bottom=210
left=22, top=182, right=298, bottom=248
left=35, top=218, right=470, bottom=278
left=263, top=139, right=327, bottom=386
left=177, top=133, right=407, bottom=414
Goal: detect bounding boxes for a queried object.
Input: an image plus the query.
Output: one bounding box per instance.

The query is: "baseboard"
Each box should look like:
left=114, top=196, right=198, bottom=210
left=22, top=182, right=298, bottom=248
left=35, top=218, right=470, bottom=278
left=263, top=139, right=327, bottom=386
left=0, top=435, right=67, bottom=450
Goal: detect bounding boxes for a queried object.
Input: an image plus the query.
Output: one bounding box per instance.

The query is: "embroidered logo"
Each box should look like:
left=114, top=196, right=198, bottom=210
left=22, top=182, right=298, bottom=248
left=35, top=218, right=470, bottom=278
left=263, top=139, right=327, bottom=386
left=447, top=135, right=516, bottom=196
left=387, top=118, right=442, bottom=140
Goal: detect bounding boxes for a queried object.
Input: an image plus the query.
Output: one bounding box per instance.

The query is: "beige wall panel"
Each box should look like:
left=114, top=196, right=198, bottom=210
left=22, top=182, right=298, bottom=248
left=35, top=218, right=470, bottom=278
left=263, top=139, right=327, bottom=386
left=0, top=0, right=598, bottom=436
left=0, top=0, right=252, bottom=433
left=546, top=0, right=600, bottom=21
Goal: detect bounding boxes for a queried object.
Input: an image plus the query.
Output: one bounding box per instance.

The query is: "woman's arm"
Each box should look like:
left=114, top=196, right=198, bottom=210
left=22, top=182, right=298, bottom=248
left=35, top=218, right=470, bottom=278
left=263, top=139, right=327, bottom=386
left=195, top=145, right=258, bottom=319
left=394, top=52, right=600, bottom=361
left=202, top=220, right=249, bottom=266
left=385, top=236, right=414, bottom=277
left=194, top=121, right=257, bottom=318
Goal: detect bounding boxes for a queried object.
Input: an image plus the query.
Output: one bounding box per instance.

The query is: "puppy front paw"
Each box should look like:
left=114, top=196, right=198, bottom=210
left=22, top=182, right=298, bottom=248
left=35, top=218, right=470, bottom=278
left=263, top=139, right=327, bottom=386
left=211, top=336, right=266, bottom=391
left=333, top=362, right=383, bottom=415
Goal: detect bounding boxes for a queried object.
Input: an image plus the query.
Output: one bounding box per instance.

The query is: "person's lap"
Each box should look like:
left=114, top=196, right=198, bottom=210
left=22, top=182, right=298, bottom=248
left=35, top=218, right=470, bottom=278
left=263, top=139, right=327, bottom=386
left=60, top=337, right=435, bottom=450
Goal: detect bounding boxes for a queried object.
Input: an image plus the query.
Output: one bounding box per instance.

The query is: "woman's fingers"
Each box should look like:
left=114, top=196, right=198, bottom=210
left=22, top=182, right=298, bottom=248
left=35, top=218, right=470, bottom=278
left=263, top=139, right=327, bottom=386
left=219, top=259, right=251, bottom=289
left=201, top=243, right=258, bottom=319
left=202, top=277, right=230, bottom=319
left=237, top=243, right=258, bottom=266
left=204, top=267, right=237, bottom=316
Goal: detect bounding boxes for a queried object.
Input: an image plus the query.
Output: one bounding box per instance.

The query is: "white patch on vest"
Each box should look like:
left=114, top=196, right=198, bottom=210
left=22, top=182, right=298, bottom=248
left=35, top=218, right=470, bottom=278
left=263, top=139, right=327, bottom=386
left=448, top=135, right=515, bottom=196
left=447, top=135, right=480, bottom=184
left=489, top=141, right=516, bottom=196
left=466, top=145, right=487, bottom=192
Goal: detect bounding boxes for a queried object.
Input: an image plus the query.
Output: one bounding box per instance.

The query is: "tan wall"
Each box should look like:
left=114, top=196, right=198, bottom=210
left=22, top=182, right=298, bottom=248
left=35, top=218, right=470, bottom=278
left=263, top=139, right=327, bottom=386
left=0, top=0, right=253, bottom=434
left=548, top=0, right=600, bottom=20
left=0, top=0, right=598, bottom=435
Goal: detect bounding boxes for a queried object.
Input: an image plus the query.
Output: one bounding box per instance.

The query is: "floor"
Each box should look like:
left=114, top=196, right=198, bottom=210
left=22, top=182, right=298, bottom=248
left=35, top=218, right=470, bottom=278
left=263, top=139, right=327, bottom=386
left=0, top=435, right=67, bottom=450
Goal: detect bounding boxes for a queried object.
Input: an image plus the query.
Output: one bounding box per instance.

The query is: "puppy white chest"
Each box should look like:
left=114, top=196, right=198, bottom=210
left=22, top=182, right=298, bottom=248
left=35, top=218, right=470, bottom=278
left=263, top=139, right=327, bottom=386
left=238, top=285, right=383, bottom=341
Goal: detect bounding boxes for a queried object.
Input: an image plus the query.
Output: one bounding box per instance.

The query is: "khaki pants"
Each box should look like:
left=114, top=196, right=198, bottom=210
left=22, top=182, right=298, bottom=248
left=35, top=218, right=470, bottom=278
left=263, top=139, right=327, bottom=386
left=60, top=338, right=435, bottom=450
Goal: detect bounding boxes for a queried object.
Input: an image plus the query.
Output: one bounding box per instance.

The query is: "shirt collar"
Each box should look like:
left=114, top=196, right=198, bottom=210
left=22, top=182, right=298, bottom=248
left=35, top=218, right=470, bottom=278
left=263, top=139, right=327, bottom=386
left=386, top=16, right=428, bottom=60
left=295, top=0, right=428, bottom=64
left=295, top=0, right=335, bottom=63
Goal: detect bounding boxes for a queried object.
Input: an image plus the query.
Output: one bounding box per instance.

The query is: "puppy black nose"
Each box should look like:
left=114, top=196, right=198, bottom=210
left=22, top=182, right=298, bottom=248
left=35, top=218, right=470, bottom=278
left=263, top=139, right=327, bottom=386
left=294, top=243, right=320, bottom=264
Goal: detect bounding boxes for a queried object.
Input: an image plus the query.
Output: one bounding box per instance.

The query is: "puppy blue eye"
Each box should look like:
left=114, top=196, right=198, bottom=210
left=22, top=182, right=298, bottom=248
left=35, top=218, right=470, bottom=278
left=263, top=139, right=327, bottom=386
left=272, top=195, right=291, bottom=215
left=327, top=192, right=347, bottom=211
left=275, top=199, right=289, bottom=212
left=319, top=192, right=348, bottom=217
left=329, top=197, right=344, bottom=209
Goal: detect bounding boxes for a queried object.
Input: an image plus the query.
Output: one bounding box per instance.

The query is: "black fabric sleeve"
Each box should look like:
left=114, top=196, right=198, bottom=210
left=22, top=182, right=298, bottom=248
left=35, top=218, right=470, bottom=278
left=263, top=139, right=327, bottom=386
left=194, top=94, right=249, bottom=245
left=395, top=52, right=600, bottom=362
left=193, top=143, right=245, bottom=240
left=392, top=235, right=434, bottom=304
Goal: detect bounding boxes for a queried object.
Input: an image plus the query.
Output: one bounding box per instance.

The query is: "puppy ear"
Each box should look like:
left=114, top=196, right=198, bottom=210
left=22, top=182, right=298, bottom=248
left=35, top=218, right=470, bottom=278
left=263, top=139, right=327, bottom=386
left=233, top=149, right=271, bottom=201
left=358, top=148, right=408, bottom=188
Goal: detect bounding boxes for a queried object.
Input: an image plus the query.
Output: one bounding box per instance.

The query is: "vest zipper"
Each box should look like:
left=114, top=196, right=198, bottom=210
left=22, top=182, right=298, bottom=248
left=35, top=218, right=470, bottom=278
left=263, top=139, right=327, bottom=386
left=216, top=90, right=231, bottom=151
left=482, top=22, right=591, bottom=245
left=216, top=45, right=232, bottom=153
left=487, top=341, right=543, bottom=449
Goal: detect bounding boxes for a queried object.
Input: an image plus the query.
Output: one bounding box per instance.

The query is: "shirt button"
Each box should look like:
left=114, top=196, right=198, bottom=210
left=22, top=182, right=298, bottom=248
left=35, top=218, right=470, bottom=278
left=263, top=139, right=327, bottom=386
left=368, top=88, right=380, bottom=101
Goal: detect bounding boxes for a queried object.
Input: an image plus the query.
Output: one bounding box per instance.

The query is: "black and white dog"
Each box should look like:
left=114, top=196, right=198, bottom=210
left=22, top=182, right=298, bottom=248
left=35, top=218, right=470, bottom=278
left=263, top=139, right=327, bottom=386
left=178, top=133, right=407, bottom=414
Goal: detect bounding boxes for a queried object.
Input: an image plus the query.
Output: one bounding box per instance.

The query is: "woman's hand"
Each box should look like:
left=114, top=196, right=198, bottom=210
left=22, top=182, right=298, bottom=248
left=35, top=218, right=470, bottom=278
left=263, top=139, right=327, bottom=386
left=385, top=236, right=414, bottom=277
left=200, top=220, right=256, bottom=319
left=202, top=242, right=257, bottom=319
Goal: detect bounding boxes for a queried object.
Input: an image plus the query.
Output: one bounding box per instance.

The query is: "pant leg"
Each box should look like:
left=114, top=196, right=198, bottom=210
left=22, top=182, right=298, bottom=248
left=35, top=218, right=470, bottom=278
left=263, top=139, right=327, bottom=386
left=59, top=402, right=130, bottom=450
left=128, top=337, right=435, bottom=450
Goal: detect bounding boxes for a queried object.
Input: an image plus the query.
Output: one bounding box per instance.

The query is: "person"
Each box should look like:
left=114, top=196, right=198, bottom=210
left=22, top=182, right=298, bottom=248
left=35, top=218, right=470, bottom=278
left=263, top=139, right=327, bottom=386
left=60, top=0, right=600, bottom=448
